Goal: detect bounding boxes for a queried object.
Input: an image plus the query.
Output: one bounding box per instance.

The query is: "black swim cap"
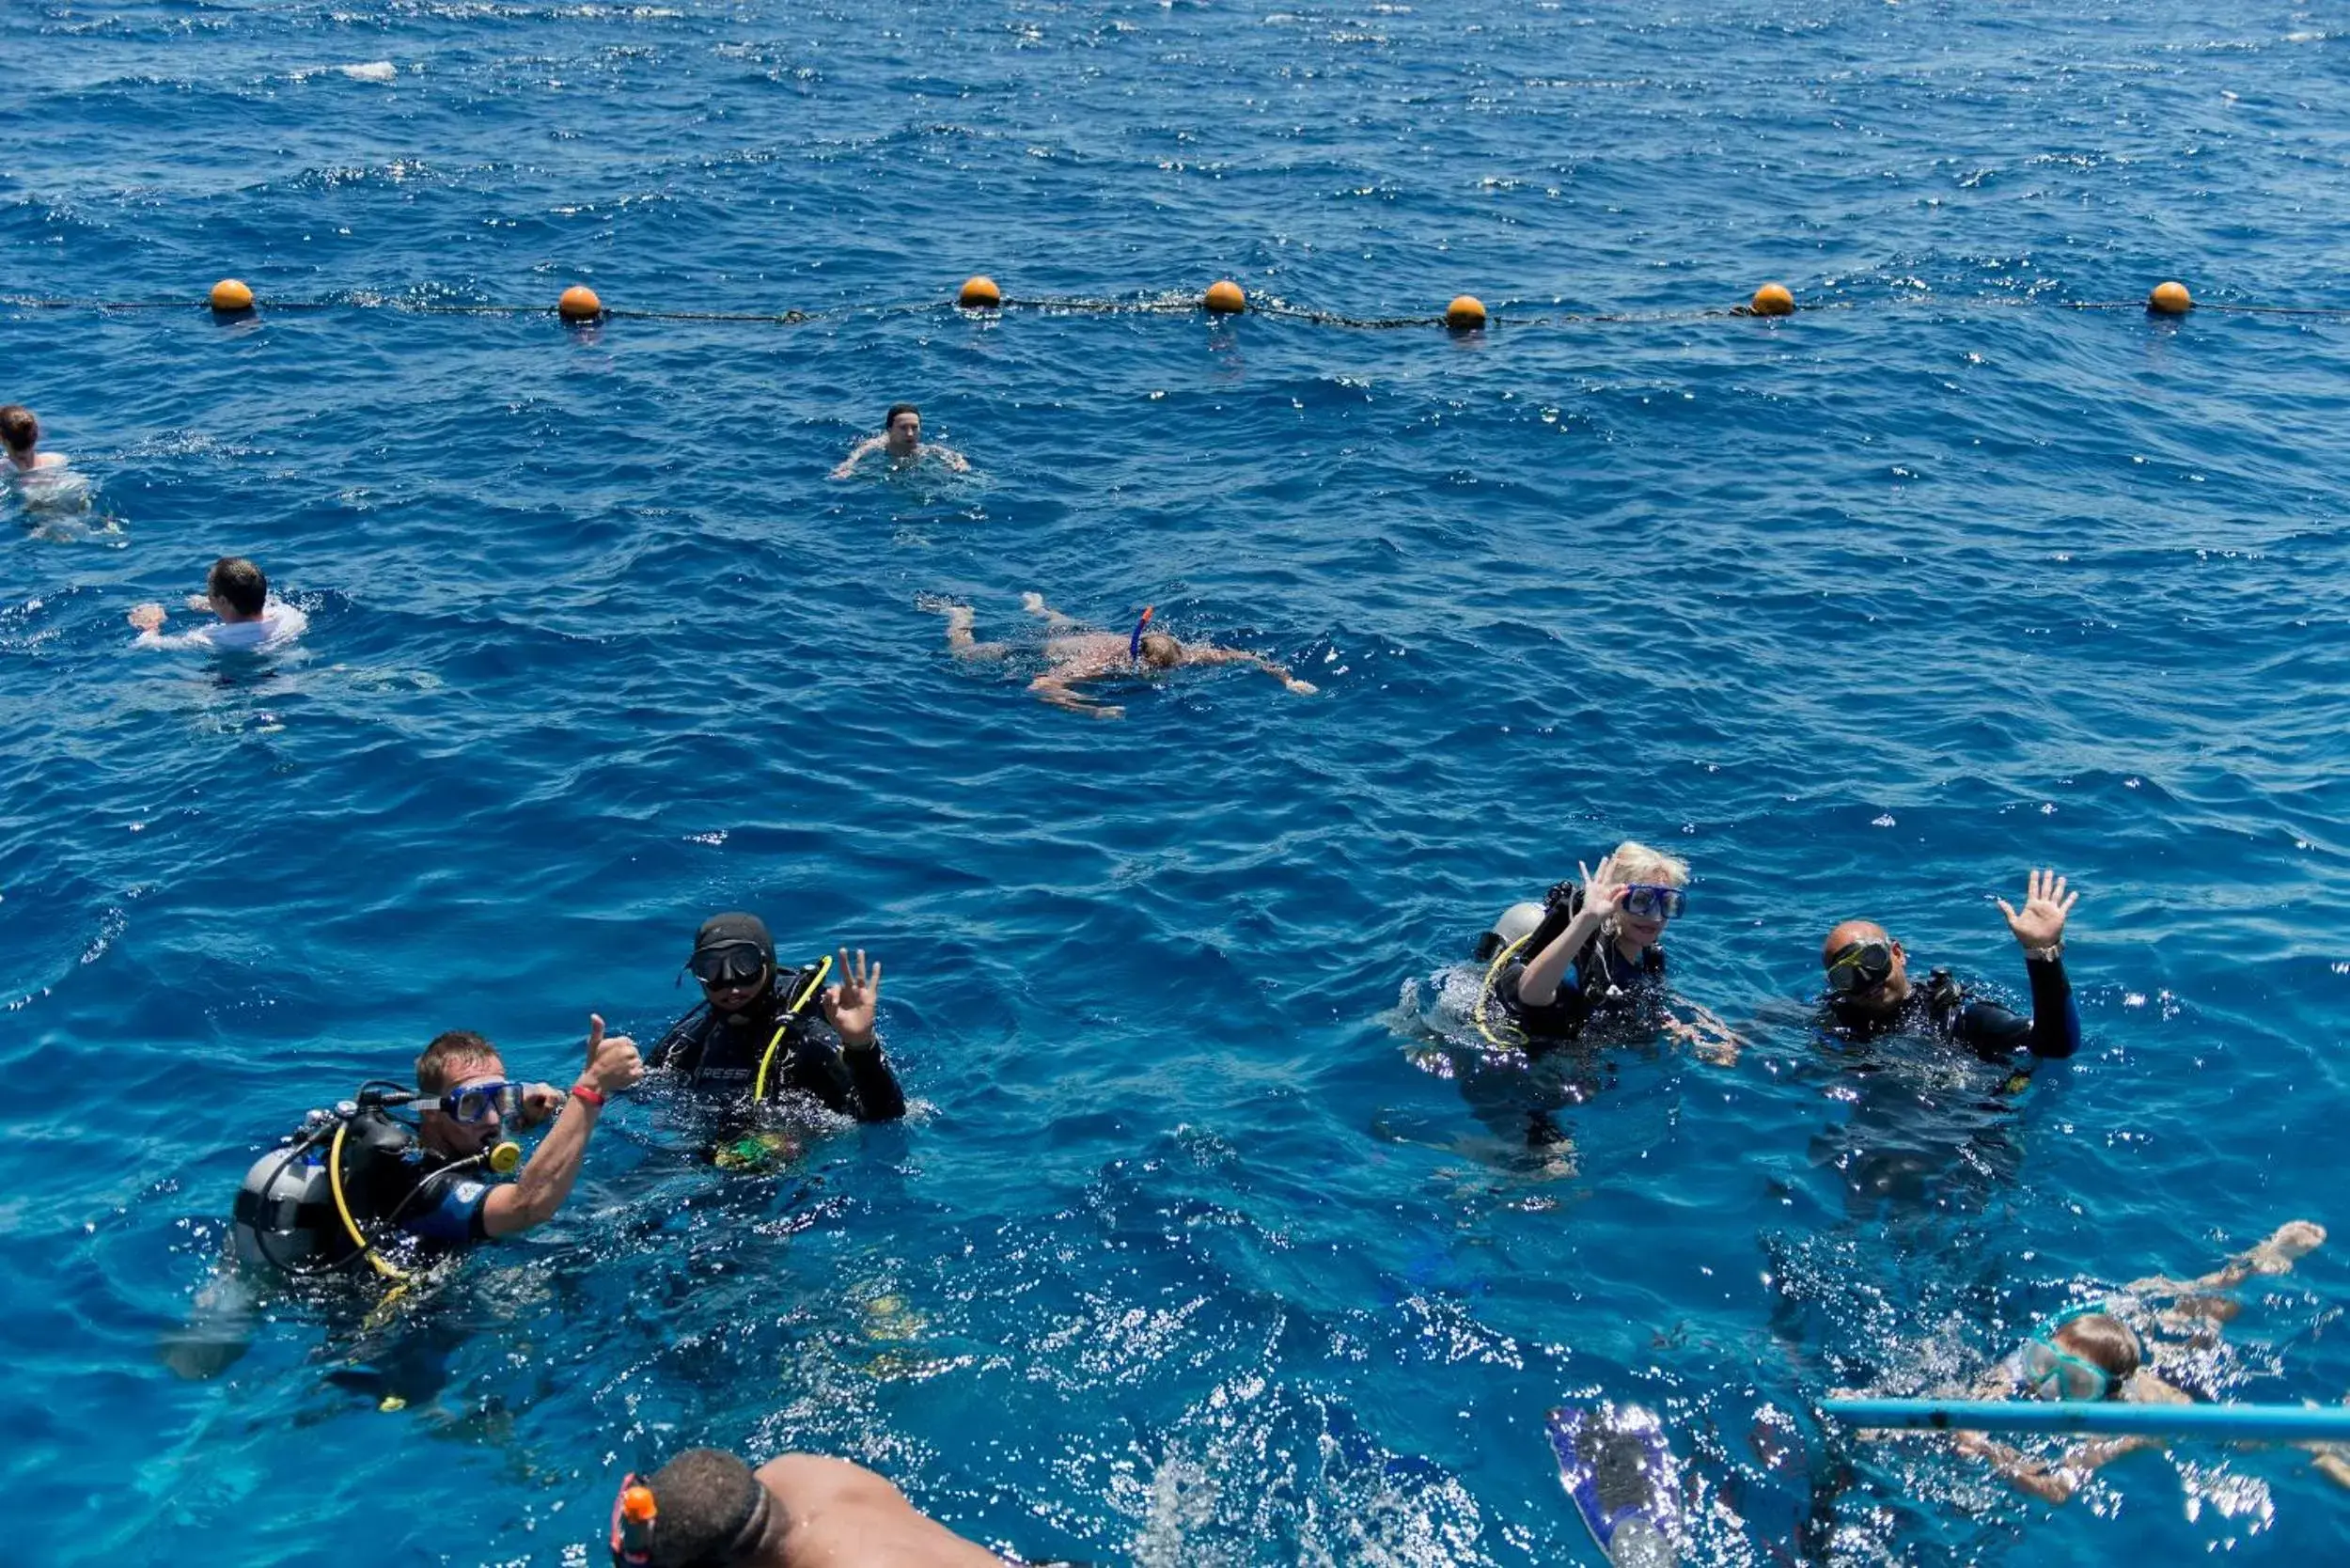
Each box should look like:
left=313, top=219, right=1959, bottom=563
left=692, top=912, right=775, bottom=970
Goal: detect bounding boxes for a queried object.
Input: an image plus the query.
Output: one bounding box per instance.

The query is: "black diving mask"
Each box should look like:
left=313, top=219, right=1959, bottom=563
left=1825, top=940, right=1895, bottom=995
left=690, top=943, right=770, bottom=988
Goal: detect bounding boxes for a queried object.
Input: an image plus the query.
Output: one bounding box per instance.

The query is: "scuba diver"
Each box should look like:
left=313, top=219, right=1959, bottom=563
left=231, top=1017, right=643, bottom=1271
left=1471, top=843, right=1738, bottom=1061
left=171, top=1017, right=644, bottom=1381
left=1433, top=843, right=1735, bottom=1170
left=1818, top=867, right=2081, bottom=1067
left=647, top=914, right=904, bottom=1165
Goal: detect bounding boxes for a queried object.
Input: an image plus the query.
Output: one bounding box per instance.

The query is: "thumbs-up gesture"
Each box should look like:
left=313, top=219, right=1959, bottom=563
left=579, top=1013, right=644, bottom=1095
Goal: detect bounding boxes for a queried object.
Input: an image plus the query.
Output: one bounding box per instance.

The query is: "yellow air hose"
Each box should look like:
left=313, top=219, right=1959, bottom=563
left=752, top=954, right=836, bottom=1101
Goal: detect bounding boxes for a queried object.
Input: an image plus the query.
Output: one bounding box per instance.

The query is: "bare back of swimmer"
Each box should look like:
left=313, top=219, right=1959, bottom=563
left=921, top=592, right=1316, bottom=718
left=612, top=1447, right=1010, bottom=1568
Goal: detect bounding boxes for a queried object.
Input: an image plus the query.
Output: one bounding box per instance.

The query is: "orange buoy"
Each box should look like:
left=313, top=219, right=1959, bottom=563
left=1445, top=294, right=1487, bottom=331
left=1203, top=279, right=1246, bottom=315
left=556, top=285, right=603, bottom=321
left=959, top=275, right=1002, bottom=309
left=1749, top=282, right=1795, bottom=317
left=2147, top=280, right=2192, bottom=316
left=209, top=278, right=255, bottom=314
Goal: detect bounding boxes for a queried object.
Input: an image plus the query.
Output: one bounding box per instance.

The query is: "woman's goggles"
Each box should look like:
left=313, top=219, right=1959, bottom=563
left=1825, top=940, right=1895, bottom=994
left=439, top=1079, right=524, bottom=1124
left=690, top=943, right=769, bottom=987
left=1620, top=884, right=1685, bottom=921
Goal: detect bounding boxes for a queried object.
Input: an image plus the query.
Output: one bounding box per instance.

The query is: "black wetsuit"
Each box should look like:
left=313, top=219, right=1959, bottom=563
left=1822, top=954, right=2080, bottom=1068
left=649, top=966, right=906, bottom=1121
left=1488, top=885, right=1668, bottom=1049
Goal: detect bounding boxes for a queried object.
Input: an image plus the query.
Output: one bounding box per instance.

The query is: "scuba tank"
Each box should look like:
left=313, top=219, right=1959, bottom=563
left=1472, top=901, right=1548, bottom=964
left=230, top=1095, right=422, bottom=1276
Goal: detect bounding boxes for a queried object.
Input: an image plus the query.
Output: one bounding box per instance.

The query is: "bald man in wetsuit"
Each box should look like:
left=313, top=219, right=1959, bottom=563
left=612, top=1447, right=1031, bottom=1568
left=1819, top=867, right=2081, bottom=1065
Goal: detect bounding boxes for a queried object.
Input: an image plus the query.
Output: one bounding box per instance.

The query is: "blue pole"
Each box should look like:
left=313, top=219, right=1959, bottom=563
left=1821, top=1398, right=2350, bottom=1444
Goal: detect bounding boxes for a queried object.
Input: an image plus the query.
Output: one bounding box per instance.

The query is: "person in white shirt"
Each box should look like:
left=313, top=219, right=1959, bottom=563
left=129, top=556, right=308, bottom=651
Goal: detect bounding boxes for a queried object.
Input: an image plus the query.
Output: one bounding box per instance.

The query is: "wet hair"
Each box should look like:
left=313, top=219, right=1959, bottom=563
left=415, top=1030, right=502, bottom=1094
left=885, top=402, right=919, bottom=431
left=2057, top=1312, right=2143, bottom=1387
left=1138, top=631, right=1182, bottom=668
left=0, top=404, right=36, bottom=455
left=1609, top=839, right=1690, bottom=888
left=206, top=557, right=268, bottom=617
left=636, top=1449, right=777, bottom=1568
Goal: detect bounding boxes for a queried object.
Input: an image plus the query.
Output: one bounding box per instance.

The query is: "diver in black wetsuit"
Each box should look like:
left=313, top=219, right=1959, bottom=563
left=649, top=912, right=905, bottom=1125
left=1818, top=866, right=2082, bottom=1068
left=1480, top=842, right=1738, bottom=1061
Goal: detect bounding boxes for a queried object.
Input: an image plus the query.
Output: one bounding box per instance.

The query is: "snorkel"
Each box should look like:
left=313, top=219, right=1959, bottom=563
left=1129, top=605, right=1154, bottom=666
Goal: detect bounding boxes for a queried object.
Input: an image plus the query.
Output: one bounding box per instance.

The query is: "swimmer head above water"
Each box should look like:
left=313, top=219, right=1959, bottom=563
left=0, top=403, right=62, bottom=473
left=884, top=403, right=921, bottom=457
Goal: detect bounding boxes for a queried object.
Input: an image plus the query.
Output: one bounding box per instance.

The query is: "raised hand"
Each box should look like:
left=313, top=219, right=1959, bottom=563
left=580, top=1012, right=644, bottom=1095
left=821, top=948, right=883, bottom=1047
left=1578, top=855, right=1626, bottom=923
left=1997, top=868, right=2077, bottom=950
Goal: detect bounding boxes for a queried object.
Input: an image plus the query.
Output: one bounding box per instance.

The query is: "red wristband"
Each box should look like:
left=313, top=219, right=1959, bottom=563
left=570, top=1083, right=606, bottom=1108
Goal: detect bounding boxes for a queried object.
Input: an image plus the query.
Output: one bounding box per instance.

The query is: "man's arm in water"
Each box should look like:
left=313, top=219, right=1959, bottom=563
left=1955, top=1374, right=2189, bottom=1504
left=926, top=443, right=970, bottom=472
left=1028, top=670, right=1122, bottom=718
left=2125, top=1220, right=2327, bottom=1302
left=480, top=1015, right=642, bottom=1237
left=1183, top=643, right=1318, bottom=694
left=815, top=948, right=906, bottom=1121
left=828, top=435, right=885, bottom=479
left=1997, top=867, right=2081, bottom=1059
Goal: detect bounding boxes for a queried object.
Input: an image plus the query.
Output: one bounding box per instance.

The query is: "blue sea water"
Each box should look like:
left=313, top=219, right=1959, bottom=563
left=6, top=1, right=2350, bottom=1562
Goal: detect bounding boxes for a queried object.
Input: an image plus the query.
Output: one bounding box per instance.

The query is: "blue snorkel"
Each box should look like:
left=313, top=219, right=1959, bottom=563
left=1129, top=605, right=1154, bottom=666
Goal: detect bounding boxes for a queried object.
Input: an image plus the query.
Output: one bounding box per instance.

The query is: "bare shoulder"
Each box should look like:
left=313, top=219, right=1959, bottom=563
left=2128, top=1372, right=2195, bottom=1405
left=757, top=1454, right=1004, bottom=1567
left=758, top=1452, right=905, bottom=1510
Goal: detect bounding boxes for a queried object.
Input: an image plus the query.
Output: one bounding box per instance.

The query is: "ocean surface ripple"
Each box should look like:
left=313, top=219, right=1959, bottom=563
left=4, top=3, right=2347, bottom=1563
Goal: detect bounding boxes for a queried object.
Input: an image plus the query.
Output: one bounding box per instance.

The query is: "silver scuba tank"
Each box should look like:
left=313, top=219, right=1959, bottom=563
left=1472, top=901, right=1546, bottom=964
left=230, top=1143, right=341, bottom=1269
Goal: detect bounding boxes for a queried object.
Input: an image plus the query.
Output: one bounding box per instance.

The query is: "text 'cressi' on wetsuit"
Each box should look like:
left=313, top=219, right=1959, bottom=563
left=648, top=965, right=906, bottom=1121
left=1492, top=885, right=1668, bottom=1048
left=1828, top=949, right=2082, bottom=1066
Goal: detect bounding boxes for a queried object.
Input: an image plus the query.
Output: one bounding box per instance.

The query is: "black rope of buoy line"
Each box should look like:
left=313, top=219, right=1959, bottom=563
left=9, top=275, right=2348, bottom=329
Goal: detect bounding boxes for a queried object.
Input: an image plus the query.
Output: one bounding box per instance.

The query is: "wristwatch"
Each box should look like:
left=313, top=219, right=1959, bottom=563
left=2022, top=942, right=2063, bottom=963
